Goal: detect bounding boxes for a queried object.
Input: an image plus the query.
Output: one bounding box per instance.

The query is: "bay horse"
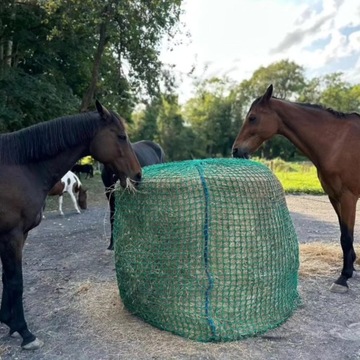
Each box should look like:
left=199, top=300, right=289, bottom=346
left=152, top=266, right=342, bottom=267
left=0, top=100, right=141, bottom=350
left=101, top=140, right=165, bottom=250
left=47, top=170, right=87, bottom=215
left=232, top=84, right=360, bottom=293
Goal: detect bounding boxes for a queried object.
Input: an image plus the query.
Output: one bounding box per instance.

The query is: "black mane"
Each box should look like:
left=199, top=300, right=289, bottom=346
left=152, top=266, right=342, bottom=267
left=295, top=102, right=358, bottom=118
left=250, top=95, right=360, bottom=119
left=0, top=112, right=102, bottom=164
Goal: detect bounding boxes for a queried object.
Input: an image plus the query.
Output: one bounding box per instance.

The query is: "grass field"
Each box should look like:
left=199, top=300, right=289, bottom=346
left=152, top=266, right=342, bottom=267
left=260, top=158, right=324, bottom=195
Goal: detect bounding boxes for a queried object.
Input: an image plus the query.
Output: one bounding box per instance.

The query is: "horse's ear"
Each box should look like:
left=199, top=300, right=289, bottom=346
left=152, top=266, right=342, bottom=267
left=95, top=100, right=112, bottom=122
left=261, top=84, right=273, bottom=104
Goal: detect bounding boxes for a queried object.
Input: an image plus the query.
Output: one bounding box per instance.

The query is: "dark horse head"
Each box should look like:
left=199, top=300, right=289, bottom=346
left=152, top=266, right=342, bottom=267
left=91, top=101, right=142, bottom=187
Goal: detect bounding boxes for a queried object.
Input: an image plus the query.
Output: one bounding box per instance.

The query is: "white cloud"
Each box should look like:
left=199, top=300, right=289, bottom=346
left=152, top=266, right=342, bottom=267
left=160, top=0, right=360, bottom=102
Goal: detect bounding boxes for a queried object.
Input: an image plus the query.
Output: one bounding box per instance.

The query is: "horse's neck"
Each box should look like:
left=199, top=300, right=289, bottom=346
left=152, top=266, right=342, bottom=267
left=274, top=101, right=337, bottom=166
left=32, top=145, right=88, bottom=192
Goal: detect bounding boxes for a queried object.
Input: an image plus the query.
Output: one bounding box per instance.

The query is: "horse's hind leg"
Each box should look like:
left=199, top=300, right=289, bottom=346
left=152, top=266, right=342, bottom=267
left=329, top=194, right=357, bottom=293
left=0, top=232, right=42, bottom=349
left=69, top=190, right=81, bottom=214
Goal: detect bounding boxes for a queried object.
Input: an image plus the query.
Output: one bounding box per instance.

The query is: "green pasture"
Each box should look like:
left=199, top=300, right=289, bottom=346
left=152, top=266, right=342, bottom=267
left=259, top=158, right=324, bottom=195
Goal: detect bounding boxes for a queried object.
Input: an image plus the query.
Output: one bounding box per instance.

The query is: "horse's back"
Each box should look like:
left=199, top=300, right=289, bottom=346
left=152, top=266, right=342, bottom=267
left=62, top=171, right=81, bottom=192
left=49, top=171, right=81, bottom=195
left=132, top=140, right=165, bottom=167
left=101, top=140, right=165, bottom=189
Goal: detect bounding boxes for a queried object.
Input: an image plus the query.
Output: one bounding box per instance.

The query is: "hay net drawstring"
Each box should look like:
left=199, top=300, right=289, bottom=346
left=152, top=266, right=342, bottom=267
left=113, top=158, right=300, bottom=342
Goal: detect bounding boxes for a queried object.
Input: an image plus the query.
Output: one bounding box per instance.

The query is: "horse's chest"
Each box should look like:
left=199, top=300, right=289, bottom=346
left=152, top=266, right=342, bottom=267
left=0, top=182, right=45, bottom=233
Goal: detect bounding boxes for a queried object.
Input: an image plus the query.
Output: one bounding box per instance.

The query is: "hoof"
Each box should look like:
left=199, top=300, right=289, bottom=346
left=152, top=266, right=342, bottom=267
left=330, top=283, right=349, bottom=293
left=22, top=338, right=44, bottom=350
left=10, top=331, right=21, bottom=338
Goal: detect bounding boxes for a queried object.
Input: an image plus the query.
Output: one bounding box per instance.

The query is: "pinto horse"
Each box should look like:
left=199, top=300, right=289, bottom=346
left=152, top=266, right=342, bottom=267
left=0, top=101, right=141, bottom=350
left=47, top=170, right=87, bottom=215
left=101, top=140, right=165, bottom=250
left=232, top=84, right=360, bottom=293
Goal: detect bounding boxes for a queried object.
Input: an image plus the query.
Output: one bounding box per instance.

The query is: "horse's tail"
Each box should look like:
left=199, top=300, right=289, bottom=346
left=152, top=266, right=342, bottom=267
left=73, top=172, right=82, bottom=191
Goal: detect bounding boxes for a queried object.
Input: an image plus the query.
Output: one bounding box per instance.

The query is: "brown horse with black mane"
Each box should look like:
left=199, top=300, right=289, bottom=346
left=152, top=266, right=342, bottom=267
left=0, top=101, right=141, bottom=350
left=232, top=84, right=360, bottom=294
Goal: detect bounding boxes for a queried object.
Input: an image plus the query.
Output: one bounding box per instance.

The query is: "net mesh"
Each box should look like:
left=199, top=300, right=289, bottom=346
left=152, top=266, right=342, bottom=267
left=114, top=158, right=300, bottom=342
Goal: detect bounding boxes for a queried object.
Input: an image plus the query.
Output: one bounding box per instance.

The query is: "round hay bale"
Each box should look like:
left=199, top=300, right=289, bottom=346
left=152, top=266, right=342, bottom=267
left=114, top=158, right=300, bottom=342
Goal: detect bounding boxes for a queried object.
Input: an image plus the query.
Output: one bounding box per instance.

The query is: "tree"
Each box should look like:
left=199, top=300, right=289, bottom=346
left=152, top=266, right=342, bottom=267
left=184, top=77, right=236, bottom=158
left=0, top=0, right=185, bottom=131
left=299, top=73, right=360, bottom=114
left=157, top=94, right=198, bottom=161
left=44, top=0, right=185, bottom=111
left=0, top=1, right=79, bottom=130
left=130, top=100, right=161, bottom=142
left=246, top=60, right=306, bottom=100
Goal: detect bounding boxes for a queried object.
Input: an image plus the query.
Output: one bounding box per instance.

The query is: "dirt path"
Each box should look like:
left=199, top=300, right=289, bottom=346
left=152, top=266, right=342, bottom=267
left=0, top=195, right=360, bottom=360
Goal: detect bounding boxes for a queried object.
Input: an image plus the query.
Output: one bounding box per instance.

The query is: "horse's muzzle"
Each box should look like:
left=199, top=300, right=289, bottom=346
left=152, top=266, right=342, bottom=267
left=133, top=172, right=142, bottom=186
left=232, top=148, right=249, bottom=159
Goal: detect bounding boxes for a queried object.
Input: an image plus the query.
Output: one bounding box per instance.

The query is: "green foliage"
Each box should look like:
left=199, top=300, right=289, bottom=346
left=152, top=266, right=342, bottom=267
left=247, top=60, right=306, bottom=99
left=131, top=94, right=199, bottom=161
left=43, top=0, right=185, bottom=110
left=0, top=68, right=79, bottom=131
left=0, top=0, right=184, bottom=130
left=183, top=78, right=236, bottom=158
left=299, top=73, right=360, bottom=113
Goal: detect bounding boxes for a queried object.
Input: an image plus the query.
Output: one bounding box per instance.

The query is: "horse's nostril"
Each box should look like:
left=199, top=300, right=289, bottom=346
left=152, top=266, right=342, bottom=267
left=233, top=148, right=249, bottom=159
left=135, top=172, right=142, bottom=182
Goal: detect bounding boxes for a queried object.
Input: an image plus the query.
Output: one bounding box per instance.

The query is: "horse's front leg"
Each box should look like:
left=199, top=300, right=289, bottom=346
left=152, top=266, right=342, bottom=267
left=0, top=231, right=43, bottom=349
left=329, top=194, right=357, bottom=293
left=105, top=187, right=115, bottom=251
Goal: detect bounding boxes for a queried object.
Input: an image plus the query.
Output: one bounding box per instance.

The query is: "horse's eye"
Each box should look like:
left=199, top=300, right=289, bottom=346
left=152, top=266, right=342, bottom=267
left=248, top=115, right=257, bottom=123
left=118, top=134, right=127, bottom=141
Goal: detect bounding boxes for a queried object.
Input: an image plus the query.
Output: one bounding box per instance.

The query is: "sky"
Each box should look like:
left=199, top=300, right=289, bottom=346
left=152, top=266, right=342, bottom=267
left=160, top=0, right=360, bottom=102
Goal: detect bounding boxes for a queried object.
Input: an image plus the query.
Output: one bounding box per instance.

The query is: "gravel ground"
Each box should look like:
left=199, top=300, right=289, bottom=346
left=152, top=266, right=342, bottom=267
left=0, top=194, right=360, bottom=360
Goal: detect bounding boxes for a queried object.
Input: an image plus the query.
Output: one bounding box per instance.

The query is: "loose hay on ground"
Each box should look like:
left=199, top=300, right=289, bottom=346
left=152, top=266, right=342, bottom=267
left=72, top=281, right=252, bottom=358
left=71, top=241, right=359, bottom=358
left=299, top=243, right=360, bottom=278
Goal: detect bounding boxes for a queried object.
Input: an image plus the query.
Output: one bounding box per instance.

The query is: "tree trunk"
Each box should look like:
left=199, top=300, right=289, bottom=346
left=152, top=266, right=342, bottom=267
left=80, top=21, right=109, bottom=112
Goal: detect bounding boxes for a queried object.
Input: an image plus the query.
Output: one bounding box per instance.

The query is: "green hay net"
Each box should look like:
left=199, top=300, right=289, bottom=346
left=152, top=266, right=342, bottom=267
left=114, top=158, right=300, bottom=342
